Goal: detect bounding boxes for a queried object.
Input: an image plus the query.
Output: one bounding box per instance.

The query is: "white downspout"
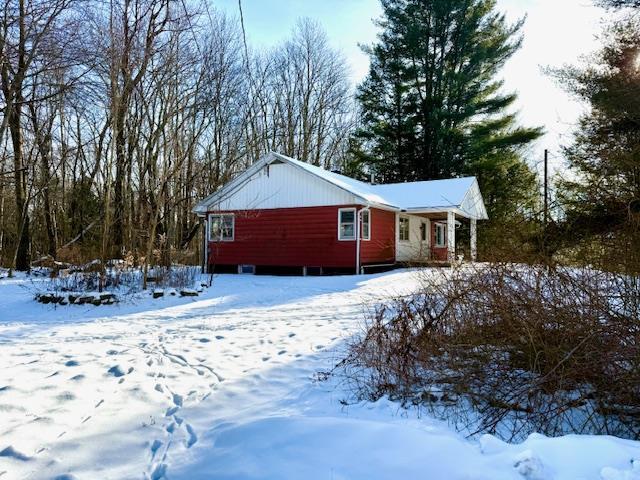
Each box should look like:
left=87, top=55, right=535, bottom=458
left=355, top=208, right=361, bottom=275
left=356, top=207, right=370, bottom=275
left=203, top=215, right=208, bottom=274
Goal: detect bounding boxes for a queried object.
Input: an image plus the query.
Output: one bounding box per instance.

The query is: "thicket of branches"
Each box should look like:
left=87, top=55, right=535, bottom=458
left=0, top=0, right=355, bottom=270
left=340, top=263, right=640, bottom=441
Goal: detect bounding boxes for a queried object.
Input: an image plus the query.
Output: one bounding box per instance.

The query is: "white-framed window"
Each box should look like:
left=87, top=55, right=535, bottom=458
left=338, top=208, right=356, bottom=241
left=435, top=223, right=446, bottom=247
left=399, top=216, right=410, bottom=242
left=361, top=210, right=370, bottom=241
left=420, top=221, right=427, bottom=242
left=208, top=213, right=234, bottom=242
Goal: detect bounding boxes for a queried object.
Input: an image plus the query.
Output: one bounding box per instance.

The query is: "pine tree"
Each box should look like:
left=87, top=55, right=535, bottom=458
left=356, top=0, right=542, bottom=185
left=554, top=18, right=640, bottom=237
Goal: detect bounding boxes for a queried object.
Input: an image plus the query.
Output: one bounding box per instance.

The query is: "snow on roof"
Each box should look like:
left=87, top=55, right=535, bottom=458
left=372, top=178, right=476, bottom=210
left=274, top=153, right=486, bottom=217
left=193, top=152, right=488, bottom=219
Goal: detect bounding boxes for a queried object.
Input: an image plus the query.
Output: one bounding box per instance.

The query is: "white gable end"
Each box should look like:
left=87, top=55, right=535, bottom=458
left=459, top=181, right=489, bottom=220
left=207, top=161, right=359, bottom=211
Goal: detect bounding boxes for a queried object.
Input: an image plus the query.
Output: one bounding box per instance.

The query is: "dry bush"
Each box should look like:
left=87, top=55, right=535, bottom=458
left=148, top=265, right=199, bottom=289
left=340, top=264, right=640, bottom=441
left=41, top=264, right=199, bottom=294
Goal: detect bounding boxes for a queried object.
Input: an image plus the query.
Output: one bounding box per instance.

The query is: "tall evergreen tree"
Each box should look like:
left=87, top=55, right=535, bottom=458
left=554, top=18, right=640, bottom=237
left=356, top=0, right=542, bottom=184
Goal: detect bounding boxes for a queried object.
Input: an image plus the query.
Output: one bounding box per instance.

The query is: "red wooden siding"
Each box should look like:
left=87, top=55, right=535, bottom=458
left=360, top=209, right=396, bottom=264
left=430, top=222, right=448, bottom=261
left=207, top=205, right=396, bottom=268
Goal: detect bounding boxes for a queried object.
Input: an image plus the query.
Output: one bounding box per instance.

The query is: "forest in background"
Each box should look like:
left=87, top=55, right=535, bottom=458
left=0, top=0, right=357, bottom=270
left=0, top=0, right=637, bottom=275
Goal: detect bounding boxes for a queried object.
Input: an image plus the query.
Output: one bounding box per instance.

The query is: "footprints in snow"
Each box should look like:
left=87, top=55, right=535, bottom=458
left=150, top=439, right=163, bottom=457
left=0, top=446, right=30, bottom=462
left=10, top=310, right=329, bottom=479
left=150, top=463, right=167, bottom=480
left=107, top=365, right=134, bottom=378
left=185, top=424, right=198, bottom=448
left=149, top=381, right=199, bottom=478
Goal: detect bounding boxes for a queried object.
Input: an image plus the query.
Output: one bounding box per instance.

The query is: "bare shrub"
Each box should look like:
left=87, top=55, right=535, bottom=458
left=148, top=265, right=199, bottom=289
left=40, top=261, right=199, bottom=295
left=340, top=264, right=640, bottom=441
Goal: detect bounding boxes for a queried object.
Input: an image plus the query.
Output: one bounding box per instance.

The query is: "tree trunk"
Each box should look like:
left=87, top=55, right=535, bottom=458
left=8, top=105, right=30, bottom=270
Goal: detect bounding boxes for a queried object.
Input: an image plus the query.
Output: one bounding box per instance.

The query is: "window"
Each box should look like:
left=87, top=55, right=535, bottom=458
left=399, top=217, right=410, bottom=242
left=338, top=208, right=356, bottom=240
left=209, top=214, right=234, bottom=241
left=361, top=210, right=370, bottom=241
left=435, top=223, right=446, bottom=247
left=420, top=222, right=427, bottom=242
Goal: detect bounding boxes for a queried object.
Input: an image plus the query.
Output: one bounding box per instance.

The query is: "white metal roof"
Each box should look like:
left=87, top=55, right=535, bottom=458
left=194, top=152, right=489, bottom=220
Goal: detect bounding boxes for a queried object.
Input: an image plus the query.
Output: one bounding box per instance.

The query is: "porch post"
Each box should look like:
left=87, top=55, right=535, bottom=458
left=470, top=218, right=477, bottom=262
left=425, top=218, right=431, bottom=260
left=447, top=210, right=455, bottom=263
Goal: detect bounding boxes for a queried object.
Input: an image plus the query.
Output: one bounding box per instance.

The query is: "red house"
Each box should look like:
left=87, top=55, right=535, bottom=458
left=193, top=152, right=488, bottom=274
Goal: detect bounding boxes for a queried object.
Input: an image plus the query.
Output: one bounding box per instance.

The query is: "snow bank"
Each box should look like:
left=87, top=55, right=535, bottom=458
left=0, top=269, right=639, bottom=480
left=175, top=417, right=640, bottom=480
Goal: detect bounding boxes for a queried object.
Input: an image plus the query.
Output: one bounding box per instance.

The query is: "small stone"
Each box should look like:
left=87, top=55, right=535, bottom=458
left=39, top=294, right=52, bottom=304
left=76, top=296, right=94, bottom=305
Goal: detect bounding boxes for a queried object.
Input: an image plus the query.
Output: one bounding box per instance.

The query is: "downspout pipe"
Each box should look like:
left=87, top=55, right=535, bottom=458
left=202, top=215, right=208, bottom=274
left=356, top=207, right=370, bottom=275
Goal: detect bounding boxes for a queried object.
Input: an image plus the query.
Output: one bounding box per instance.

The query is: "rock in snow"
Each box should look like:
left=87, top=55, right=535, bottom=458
left=35, top=291, right=117, bottom=306
left=180, top=288, right=198, bottom=297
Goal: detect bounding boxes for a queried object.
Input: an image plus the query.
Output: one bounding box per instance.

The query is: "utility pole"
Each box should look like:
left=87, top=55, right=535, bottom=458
left=543, top=149, right=548, bottom=228
left=542, top=149, right=550, bottom=266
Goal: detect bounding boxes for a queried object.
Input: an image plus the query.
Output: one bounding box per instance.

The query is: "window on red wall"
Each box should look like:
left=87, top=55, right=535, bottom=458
left=338, top=208, right=356, bottom=240
left=435, top=223, right=446, bottom=247
left=209, top=214, right=234, bottom=242
left=361, top=210, right=370, bottom=240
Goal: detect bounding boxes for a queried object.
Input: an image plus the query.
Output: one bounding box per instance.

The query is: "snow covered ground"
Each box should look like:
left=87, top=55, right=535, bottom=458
left=1, top=269, right=640, bottom=480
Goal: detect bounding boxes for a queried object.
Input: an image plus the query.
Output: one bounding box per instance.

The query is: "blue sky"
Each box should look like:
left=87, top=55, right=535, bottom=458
left=214, top=0, right=606, bottom=175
